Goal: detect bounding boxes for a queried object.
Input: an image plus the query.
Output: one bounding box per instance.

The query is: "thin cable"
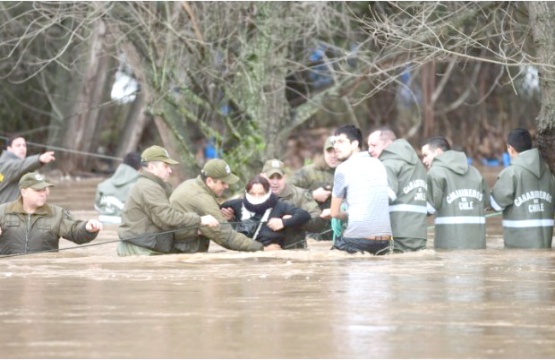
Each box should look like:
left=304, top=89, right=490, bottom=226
left=0, top=220, right=250, bottom=259
left=0, top=134, right=122, bottom=161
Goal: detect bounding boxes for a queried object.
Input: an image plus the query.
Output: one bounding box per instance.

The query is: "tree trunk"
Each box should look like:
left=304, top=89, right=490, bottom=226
left=115, top=89, right=149, bottom=159
left=527, top=2, right=555, bottom=174
left=48, top=16, right=116, bottom=174
left=227, top=3, right=291, bottom=161
left=421, top=62, right=436, bottom=139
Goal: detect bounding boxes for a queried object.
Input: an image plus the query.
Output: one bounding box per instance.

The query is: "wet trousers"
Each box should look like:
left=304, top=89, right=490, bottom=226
left=333, top=236, right=391, bottom=255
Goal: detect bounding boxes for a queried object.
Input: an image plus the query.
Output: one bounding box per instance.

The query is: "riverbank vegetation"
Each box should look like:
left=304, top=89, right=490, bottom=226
left=0, top=2, right=554, bottom=182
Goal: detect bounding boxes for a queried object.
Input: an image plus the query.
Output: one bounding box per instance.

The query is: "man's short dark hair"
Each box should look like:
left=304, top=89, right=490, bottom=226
left=334, top=125, right=362, bottom=149
left=6, top=134, right=24, bottom=149
left=507, top=128, right=532, bottom=153
left=424, top=136, right=451, bottom=152
left=370, top=126, right=397, bottom=143
left=123, top=152, right=141, bottom=170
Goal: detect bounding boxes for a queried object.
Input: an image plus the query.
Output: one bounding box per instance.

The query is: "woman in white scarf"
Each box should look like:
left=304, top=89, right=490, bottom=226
left=221, top=175, right=310, bottom=248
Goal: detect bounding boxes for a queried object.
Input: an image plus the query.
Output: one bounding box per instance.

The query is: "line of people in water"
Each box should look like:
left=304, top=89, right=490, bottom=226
left=0, top=126, right=553, bottom=256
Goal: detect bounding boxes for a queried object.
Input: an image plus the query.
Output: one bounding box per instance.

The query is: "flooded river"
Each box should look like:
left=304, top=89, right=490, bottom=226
left=1, top=174, right=554, bottom=358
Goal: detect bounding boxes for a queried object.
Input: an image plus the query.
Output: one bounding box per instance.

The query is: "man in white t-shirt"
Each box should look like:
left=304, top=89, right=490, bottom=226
left=330, top=125, right=392, bottom=255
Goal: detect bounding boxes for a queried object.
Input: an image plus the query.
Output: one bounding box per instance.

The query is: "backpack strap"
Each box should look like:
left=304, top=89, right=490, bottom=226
left=252, top=208, right=273, bottom=241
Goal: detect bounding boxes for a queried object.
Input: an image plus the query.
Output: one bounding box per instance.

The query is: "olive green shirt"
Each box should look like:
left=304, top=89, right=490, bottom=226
left=170, top=176, right=263, bottom=252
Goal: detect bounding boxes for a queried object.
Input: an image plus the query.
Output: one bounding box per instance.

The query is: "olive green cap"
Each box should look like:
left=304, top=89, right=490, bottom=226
left=201, top=159, right=239, bottom=184
left=141, top=146, right=179, bottom=165
left=19, top=172, right=54, bottom=190
left=262, top=159, right=286, bottom=177
left=324, top=136, right=334, bottom=151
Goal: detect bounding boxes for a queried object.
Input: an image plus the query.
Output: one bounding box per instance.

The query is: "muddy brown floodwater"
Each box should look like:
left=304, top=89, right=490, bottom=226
left=1, top=169, right=554, bottom=358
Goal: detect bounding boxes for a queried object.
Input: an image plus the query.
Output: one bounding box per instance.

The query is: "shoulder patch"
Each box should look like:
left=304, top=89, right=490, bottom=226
left=63, top=209, right=74, bottom=220
left=0, top=172, right=4, bottom=182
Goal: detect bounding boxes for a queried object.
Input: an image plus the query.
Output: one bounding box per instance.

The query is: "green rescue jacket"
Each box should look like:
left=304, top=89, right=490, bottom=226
left=95, top=163, right=139, bottom=219
left=118, top=171, right=201, bottom=253
left=427, top=150, right=489, bottom=249
left=490, top=148, right=555, bottom=248
left=169, top=176, right=263, bottom=252
left=0, top=151, right=43, bottom=204
left=379, top=139, right=427, bottom=249
left=0, top=197, right=98, bottom=255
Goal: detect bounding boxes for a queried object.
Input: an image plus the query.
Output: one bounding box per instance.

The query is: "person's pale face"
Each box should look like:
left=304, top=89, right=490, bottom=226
left=21, top=187, right=49, bottom=211
left=149, top=161, right=172, bottom=182
left=367, top=131, right=390, bottom=158
left=323, top=147, right=340, bottom=168
left=8, top=137, right=27, bottom=159
left=263, top=173, right=286, bottom=195
left=421, top=144, right=441, bottom=169
left=208, top=178, right=229, bottom=197
left=248, top=183, right=268, bottom=199
left=333, top=134, right=357, bottom=161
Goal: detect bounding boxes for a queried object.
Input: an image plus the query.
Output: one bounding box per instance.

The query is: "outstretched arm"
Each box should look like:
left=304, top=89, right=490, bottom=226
left=85, top=219, right=103, bottom=232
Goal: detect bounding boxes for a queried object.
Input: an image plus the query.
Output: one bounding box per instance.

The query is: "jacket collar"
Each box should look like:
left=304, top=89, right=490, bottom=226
left=6, top=196, right=53, bottom=216
left=278, top=183, right=294, bottom=200
left=195, top=176, right=218, bottom=199
left=141, top=171, right=173, bottom=197
left=313, top=155, right=335, bottom=173
left=0, top=150, right=19, bottom=161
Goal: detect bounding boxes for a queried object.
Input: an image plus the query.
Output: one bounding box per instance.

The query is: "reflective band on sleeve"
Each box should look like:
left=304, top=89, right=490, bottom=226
left=435, top=216, right=486, bottom=224
left=489, top=196, right=504, bottom=212
left=388, top=188, right=397, bottom=202
left=503, top=219, right=554, bottom=228
left=389, top=204, right=428, bottom=213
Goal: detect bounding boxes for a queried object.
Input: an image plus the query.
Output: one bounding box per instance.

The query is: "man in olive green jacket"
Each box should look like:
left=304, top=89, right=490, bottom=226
left=288, top=136, right=338, bottom=241
left=117, top=146, right=219, bottom=256
left=170, top=159, right=277, bottom=253
left=288, top=136, right=339, bottom=211
left=0, top=172, right=102, bottom=255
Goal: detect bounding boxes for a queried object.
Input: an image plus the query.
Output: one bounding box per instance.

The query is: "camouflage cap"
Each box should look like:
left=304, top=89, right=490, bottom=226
left=19, top=172, right=54, bottom=190
left=141, top=146, right=179, bottom=165
left=201, top=159, right=239, bottom=184
left=262, top=159, right=286, bottom=177
left=324, top=136, right=335, bottom=151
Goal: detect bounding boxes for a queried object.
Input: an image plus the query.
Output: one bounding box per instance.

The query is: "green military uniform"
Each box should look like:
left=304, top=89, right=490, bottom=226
left=117, top=146, right=201, bottom=256
left=278, top=183, right=325, bottom=247
left=169, top=159, right=264, bottom=253
left=288, top=156, right=335, bottom=210
left=0, top=199, right=98, bottom=255
left=491, top=148, right=555, bottom=248
left=117, top=171, right=201, bottom=255
left=0, top=173, right=98, bottom=255
left=379, top=139, right=428, bottom=252
left=427, top=150, right=489, bottom=249
left=287, top=161, right=334, bottom=241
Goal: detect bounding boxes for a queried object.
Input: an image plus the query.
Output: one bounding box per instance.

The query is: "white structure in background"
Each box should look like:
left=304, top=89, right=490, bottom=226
left=519, top=65, right=540, bottom=99
left=111, top=53, right=139, bottom=104
left=111, top=71, right=138, bottom=104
